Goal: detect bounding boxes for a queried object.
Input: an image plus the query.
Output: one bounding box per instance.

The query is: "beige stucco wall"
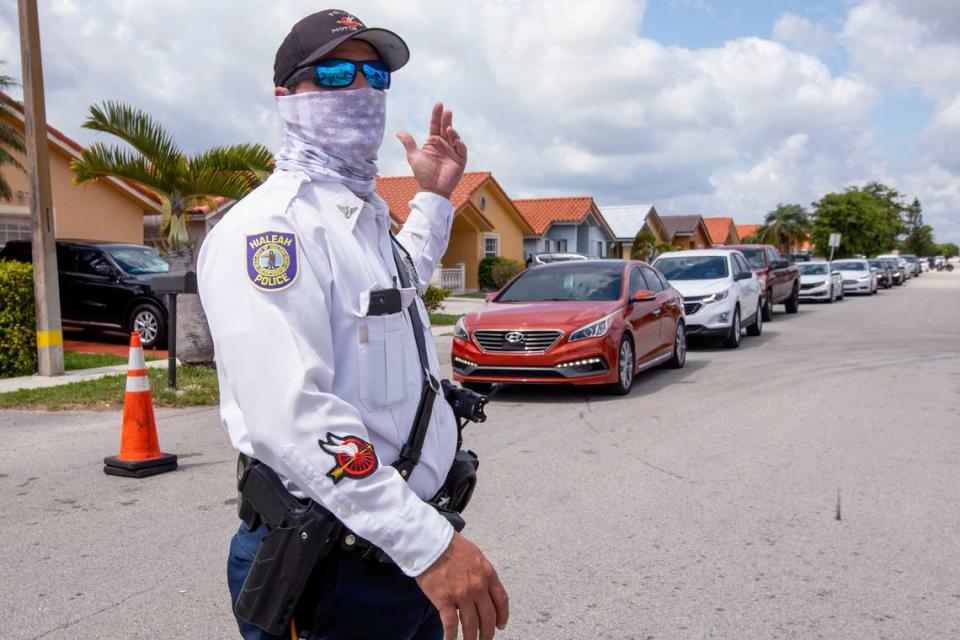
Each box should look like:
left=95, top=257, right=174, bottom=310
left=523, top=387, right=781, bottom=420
left=443, top=217, right=481, bottom=290
left=1, top=116, right=150, bottom=243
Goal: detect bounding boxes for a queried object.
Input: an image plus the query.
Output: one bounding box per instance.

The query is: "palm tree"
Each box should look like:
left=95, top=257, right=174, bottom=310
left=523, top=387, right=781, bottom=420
left=631, top=229, right=656, bottom=261
left=757, top=204, right=810, bottom=253
left=0, top=69, right=26, bottom=201
left=71, top=101, right=273, bottom=363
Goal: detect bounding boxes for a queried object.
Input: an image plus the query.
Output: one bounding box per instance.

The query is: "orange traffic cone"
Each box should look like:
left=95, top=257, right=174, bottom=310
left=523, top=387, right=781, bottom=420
left=103, top=332, right=177, bottom=478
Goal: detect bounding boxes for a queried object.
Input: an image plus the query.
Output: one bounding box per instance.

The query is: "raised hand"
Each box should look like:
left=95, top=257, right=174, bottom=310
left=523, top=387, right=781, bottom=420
left=396, top=102, right=468, bottom=200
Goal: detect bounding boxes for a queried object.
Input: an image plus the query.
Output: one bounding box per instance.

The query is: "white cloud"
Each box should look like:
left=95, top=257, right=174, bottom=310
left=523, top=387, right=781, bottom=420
left=0, top=1, right=957, bottom=242
left=772, top=13, right=837, bottom=56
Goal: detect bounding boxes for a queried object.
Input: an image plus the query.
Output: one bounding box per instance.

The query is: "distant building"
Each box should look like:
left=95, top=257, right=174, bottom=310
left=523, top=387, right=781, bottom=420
left=513, top=196, right=616, bottom=260
left=598, top=204, right=669, bottom=259
left=735, top=223, right=761, bottom=242
left=703, top=217, right=741, bottom=245
left=660, top=215, right=712, bottom=250
left=0, top=93, right=161, bottom=248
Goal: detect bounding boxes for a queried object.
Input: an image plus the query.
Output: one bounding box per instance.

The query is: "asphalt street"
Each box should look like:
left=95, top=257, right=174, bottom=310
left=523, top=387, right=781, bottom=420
left=1, top=272, right=959, bottom=639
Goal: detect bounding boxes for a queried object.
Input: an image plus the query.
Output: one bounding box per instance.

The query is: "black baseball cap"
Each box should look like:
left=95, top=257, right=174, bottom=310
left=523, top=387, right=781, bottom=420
left=273, top=9, right=410, bottom=87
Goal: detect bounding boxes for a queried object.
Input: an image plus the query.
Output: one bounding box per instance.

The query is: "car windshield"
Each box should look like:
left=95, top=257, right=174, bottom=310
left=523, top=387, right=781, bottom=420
left=832, top=261, right=867, bottom=271
left=653, top=256, right=729, bottom=280
left=104, top=245, right=169, bottom=275
left=737, top=248, right=766, bottom=269
left=868, top=260, right=885, bottom=269
left=497, top=263, right=623, bottom=302
left=798, top=263, right=829, bottom=275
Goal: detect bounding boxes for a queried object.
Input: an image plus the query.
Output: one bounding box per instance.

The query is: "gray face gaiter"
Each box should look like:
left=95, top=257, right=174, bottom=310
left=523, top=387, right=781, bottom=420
left=274, top=88, right=386, bottom=194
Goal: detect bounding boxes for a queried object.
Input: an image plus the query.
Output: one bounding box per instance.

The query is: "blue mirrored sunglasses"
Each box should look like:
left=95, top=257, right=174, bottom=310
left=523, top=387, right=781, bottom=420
left=285, top=59, right=391, bottom=91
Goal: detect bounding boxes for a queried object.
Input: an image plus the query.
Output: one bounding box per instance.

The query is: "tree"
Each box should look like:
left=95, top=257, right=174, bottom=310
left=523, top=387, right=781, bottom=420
left=900, top=198, right=938, bottom=256
left=757, top=203, right=810, bottom=253
left=631, top=229, right=656, bottom=261
left=938, top=242, right=958, bottom=258
left=0, top=68, right=26, bottom=201
left=810, top=187, right=902, bottom=258
left=71, top=101, right=273, bottom=363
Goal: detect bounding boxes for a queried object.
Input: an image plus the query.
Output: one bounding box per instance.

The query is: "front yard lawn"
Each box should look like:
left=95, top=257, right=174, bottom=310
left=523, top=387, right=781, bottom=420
left=429, top=313, right=463, bottom=326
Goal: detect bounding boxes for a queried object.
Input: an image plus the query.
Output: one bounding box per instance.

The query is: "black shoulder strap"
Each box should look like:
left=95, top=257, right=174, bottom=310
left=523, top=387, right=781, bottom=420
left=389, top=235, right=439, bottom=480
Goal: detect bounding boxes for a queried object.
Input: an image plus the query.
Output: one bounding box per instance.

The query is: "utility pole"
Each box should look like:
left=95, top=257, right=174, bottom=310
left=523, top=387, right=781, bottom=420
left=17, top=0, right=63, bottom=376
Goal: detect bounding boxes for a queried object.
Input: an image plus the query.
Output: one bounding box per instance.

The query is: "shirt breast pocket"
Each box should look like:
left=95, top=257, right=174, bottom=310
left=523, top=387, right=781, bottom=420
left=357, top=312, right=408, bottom=410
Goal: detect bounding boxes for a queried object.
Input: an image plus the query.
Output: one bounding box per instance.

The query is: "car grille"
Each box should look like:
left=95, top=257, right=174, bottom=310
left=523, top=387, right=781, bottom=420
left=843, top=279, right=857, bottom=285
left=683, top=302, right=702, bottom=315
left=800, top=282, right=822, bottom=290
left=470, top=368, right=565, bottom=379
left=472, top=329, right=563, bottom=353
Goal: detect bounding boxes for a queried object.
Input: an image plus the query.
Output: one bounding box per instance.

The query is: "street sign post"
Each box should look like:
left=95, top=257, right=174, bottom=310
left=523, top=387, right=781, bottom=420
left=828, top=233, right=842, bottom=262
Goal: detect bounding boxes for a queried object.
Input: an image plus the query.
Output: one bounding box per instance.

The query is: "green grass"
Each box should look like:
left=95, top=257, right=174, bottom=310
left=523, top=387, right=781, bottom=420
left=63, top=351, right=160, bottom=371
left=429, top=313, right=463, bottom=326
left=0, top=365, right=219, bottom=410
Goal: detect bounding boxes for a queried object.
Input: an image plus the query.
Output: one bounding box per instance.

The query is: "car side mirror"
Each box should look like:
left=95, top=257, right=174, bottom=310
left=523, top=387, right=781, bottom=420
left=485, top=292, right=498, bottom=303
left=632, top=289, right=656, bottom=302
left=831, top=271, right=841, bottom=276
left=734, top=271, right=752, bottom=281
left=93, top=262, right=115, bottom=277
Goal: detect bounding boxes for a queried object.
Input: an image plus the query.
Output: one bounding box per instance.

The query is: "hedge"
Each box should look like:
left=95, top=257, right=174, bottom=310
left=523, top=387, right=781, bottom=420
left=479, top=256, right=526, bottom=290
left=423, top=285, right=451, bottom=313
left=0, top=260, right=37, bottom=378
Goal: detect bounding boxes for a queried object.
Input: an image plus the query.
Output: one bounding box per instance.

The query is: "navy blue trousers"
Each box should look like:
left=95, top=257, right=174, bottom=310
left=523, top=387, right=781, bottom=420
left=227, top=523, right=442, bottom=640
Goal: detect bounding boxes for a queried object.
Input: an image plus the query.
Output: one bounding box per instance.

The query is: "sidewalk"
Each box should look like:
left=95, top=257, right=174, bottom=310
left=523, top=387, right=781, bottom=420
left=0, top=358, right=169, bottom=393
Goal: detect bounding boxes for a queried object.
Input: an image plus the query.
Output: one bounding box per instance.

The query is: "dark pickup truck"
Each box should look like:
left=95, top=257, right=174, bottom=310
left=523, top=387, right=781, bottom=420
left=727, top=244, right=801, bottom=320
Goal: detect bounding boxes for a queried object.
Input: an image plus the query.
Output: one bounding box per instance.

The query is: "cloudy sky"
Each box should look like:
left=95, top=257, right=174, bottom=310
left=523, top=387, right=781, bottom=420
left=1, top=0, right=958, bottom=242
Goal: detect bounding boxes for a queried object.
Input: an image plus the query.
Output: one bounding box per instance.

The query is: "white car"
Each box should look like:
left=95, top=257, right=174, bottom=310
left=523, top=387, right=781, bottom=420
left=876, top=254, right=911, bottom=281
left=832, top=259, right=877, bottom=295
left=798, top=261, right=843, bottom=303
left=652, top=249, right=762, bottom=348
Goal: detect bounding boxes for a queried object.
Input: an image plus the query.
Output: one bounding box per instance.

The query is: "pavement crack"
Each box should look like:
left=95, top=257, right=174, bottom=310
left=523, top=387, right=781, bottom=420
left=28, top=584, right=158, bottom=639
left=636, top=457, right=685, bottom=480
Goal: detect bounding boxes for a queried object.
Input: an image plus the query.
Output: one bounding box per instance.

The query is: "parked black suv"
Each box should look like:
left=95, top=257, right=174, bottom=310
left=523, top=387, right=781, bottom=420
left=0, top=240, right=170, bottom=348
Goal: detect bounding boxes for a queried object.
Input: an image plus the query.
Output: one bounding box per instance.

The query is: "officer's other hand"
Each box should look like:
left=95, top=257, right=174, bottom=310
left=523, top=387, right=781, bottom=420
left=397, top=102, right=467, bottom=201
left=416, top=531, right=509, bottom=640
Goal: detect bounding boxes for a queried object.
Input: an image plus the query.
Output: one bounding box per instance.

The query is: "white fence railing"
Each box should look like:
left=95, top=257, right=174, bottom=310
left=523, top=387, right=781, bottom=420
left=440, top=264, right=466, bottom=294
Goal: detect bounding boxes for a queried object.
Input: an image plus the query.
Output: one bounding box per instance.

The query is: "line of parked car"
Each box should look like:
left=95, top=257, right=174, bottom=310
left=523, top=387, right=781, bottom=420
left=451, top=244, right=938, bottom=395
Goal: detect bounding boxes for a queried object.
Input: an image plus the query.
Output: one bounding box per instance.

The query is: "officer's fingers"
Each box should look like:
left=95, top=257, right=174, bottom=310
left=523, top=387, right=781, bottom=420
left=441, top=110, right=454, bottom=139
left=476, top=592, right=498, bottom=640
left=459, top=602, right=480, bottom=640
left=396, top=131, right=418, bottom=155
left=429, top=102, right=443, bottom=136
left=439, top=604, right=460, bottom=640
left=489, top=571, right=510, bottom=629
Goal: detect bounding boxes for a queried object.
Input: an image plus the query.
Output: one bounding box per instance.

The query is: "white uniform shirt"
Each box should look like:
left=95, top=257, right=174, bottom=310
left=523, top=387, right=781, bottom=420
left=197, top=169, right=458, bottom=577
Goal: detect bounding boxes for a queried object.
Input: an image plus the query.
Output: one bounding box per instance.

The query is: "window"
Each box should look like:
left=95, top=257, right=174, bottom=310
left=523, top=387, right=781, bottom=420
left=557, top=238, right=568, bottom=253
left=76, top=249, right=114, bottom=277
left=483, top=234, right=500, bottom=258
left=0, top=215, right=32, bottom=249
left=734, top=254, right=750, bottom=274
left=628, top=267, right=645, bottom=296
left=596, top=240, right=603, bottom=257
left=479, top=196, right=487, bottom=211
left=640, top=266, right=665, bottom=292
left=767, top=247, right=781, bottom=263
left=543, top=239, right=552, bottom=252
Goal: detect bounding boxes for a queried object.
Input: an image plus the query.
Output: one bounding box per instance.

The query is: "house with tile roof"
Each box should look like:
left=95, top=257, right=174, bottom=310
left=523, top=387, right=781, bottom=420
left=660, top=215, right=713, bottom=250
left=735, top=223, right=761, bottom=242
left=377, top=172, right=535, bottom=292
left=513, top=196, right=617, bottom=260
left=598, top=204, right=670, bottom=258
left=0, top=93, right=162, bottom=248
left=702, top=217, right=741, bottom=246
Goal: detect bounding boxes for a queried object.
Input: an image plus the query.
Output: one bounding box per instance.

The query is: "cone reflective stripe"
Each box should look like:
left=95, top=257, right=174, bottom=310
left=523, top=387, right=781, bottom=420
left=104, top=332, right=177, bottom=478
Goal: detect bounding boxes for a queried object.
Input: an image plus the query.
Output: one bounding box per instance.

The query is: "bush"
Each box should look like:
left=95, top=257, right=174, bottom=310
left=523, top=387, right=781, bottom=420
left=478, top=256, right=526, bottom=290
left=490, top=258, right=525, bottom=289
left=422, top=285, right=451, bottom=313
left=0, top=260, right=37, bottom=378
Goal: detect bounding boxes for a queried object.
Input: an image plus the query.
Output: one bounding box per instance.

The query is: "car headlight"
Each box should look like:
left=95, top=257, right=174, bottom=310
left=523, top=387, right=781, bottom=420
left=454, top=317, right=469, bottom=340
left=569, top=314, right=612, bottom=342
left=701, top=289, right=730, bottom=304
left=857, top=275, right=870, bottom=282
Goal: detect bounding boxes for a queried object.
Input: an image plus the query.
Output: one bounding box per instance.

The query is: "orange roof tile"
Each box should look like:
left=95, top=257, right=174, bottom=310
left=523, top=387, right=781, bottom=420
left=703, top=217, right=735, bottom=245
left=736, top=223, right=761, bottom=239
left=376, top=172, right=491, bottom=223
left=512, top=196, right=595, bottom=235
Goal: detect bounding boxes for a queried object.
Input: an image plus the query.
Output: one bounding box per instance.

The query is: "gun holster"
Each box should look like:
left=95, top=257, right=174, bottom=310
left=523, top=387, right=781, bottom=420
left=234, top=457, right=342, bottom=636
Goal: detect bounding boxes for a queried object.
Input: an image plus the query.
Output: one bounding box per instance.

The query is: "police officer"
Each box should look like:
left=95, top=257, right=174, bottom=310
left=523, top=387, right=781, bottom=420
left=198, top=9, right=509, bottom=640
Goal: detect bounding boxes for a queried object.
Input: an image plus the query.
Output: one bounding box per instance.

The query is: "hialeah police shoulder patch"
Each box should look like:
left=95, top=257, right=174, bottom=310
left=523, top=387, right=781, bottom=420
left=246, top=231, right=298, bottom=291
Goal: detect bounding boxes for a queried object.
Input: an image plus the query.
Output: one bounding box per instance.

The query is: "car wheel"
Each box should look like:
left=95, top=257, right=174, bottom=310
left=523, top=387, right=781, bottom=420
left=825, top=284, right=835, bottom=304
left=129, top=303, right=166, bottom=349
left=607, top=335, right=635, bottom=395
left=746, top=299, right=763, bottom=336
left=666, top=322, right=686, bottom=369
left=761, top=292, right=774, bottom=321
left=785, top=284, right=800, bottom=314
left=721, top=306, right=741, bottom=348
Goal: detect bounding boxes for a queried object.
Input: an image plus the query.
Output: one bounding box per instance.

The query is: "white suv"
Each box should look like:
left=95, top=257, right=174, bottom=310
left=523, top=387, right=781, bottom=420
left=653, top=249, right=762, bottom=348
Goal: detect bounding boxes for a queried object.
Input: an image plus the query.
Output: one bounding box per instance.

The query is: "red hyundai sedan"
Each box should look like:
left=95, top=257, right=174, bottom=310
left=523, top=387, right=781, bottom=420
left=452, top=260, right=686, bottom=394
